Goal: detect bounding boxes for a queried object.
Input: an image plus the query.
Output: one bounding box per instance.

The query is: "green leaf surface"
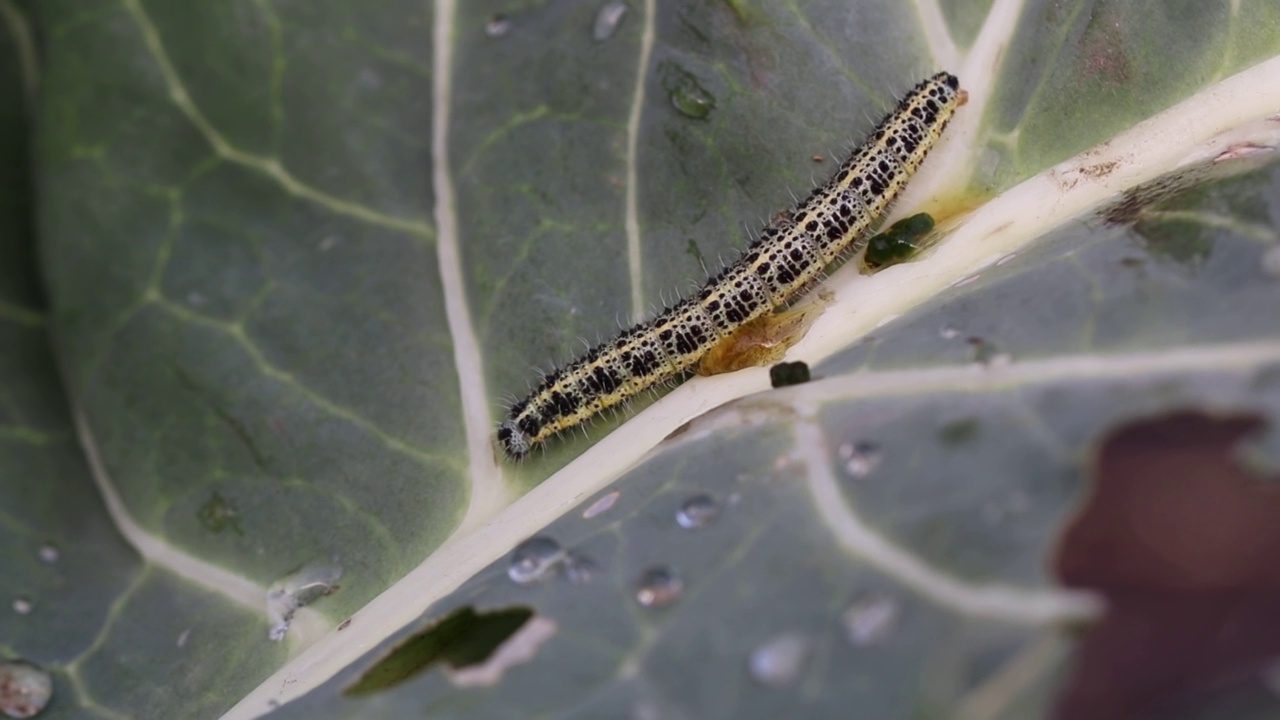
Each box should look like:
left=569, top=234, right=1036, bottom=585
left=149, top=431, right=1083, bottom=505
left=5, top=0, right=1280, bottom=718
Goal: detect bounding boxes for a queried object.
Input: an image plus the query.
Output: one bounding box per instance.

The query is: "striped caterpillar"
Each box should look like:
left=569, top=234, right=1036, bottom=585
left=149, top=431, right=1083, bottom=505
left=498, top=72, right=965, bottom=459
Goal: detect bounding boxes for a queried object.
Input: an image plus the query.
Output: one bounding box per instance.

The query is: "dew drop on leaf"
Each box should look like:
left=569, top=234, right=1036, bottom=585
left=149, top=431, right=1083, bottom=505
left=592, top=0, right=628, bottom=41
left=0, top=660, right=52, bottom=719
left=635, top=566, right=683, bottom=608
left=484, top=14, right=511, bottom=38
left=582, top=491, right=620, bottom=519
left=676, top=494, right=720, bottom=530
left=748, top=633, right=810, bottom=688
left=841, top=593, right=900, bottom=646
left=507, top=537, right=565, bottom=585
left=659, top=62, right=715, bottom=120
left=838, top=441, right=883, bottom=478
left=36, top=545, right=57, bottom=564
left=10, top=598, right=32, bottom=616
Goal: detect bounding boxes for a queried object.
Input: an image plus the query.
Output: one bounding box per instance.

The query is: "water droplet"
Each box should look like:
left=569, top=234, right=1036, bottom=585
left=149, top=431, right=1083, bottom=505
left=11, top=597, right=32, bottom=615
left=507, top=537, right=565, bottom=585
left=635, top=566, right=683, bottom=608
left=0, top=661, right=52, bottom=718
left=748, top=633, right=810, bottom=688
left=1263, top=245, right=1280, bottom=278
left=676, top=494, right=719, bottom=530
left=659, top=62, right=715, bottom=120
left=582, top=491, right=620, bottom=519
left=592, top=0, right=628, bottom=41
left=37, top=545, right=58, bottom=564
left=484, top=14, right=511, bottom=38
left=266, top=561, right=343, bottom=641
left=838, top=441, right=883, bottom=478
left=939, top=325, right=960, bottom=339
left=841, top=593, right=900, bottom=646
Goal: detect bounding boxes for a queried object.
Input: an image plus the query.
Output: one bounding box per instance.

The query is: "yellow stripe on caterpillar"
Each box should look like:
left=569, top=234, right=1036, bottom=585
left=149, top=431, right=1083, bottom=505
left=498, top=71, right=965, bottom=460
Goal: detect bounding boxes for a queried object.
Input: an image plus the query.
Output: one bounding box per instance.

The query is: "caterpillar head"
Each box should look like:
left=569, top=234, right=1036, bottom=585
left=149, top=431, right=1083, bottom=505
left=497, top=420, right=530, bottom=460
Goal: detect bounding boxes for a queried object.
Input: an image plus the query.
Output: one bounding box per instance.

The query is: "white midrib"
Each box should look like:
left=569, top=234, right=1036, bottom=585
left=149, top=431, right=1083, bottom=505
left=902, top=0, right=1027, bottom=210
left=430, top=0, right=509, bottom=534
left=626, top=0, right=658, bottom=324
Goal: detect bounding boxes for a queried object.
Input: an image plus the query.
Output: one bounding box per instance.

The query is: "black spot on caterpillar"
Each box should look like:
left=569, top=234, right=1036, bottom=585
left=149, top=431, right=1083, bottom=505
left=498, top=72, right=965, bottom=459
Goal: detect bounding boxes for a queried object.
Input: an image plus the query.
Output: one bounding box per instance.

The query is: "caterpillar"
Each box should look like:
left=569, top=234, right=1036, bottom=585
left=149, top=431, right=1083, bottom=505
left=498, top=71, right=965, bottom=459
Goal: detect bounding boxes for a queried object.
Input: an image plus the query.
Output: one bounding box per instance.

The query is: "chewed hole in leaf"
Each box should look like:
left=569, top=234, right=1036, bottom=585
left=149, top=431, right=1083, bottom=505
left=344, top=606, right=544, bottom=696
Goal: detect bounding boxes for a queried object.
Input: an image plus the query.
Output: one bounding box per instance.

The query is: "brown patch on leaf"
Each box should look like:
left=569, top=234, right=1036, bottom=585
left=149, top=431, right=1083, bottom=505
left=1054, top=410, right=1280, bottom=720
left=1079, top=9, right=1132, bottom=84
